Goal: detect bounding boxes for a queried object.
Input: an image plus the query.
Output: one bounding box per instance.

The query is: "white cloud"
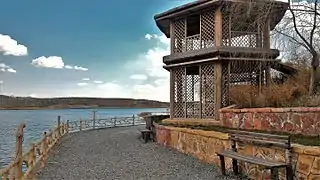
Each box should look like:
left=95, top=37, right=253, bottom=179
left=82, top=78, right=90, bottom=81
left=0, top=34, right=28, bottom=56
left=145, top=34, right=152, bottom=40
left=77, top=82, right=88, bottom=86
left=31, top=56, right=64, bottom=69
left=0, top=63, right=17, bottom=73
left=31, top=56, right=88, bottom=71
left=129, top=74, right=148, bottom=80
left=73, top=66, right=88, bottom=71
left=93, top=80, right=103, bottom=84
left=64, top=65, right=73, bottom=69
left=7, top=68, right=16, bottom=73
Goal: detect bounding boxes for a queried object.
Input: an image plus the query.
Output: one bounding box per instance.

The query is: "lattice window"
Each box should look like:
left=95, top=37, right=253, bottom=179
left=201, top=10, right=215, bottom=48
left=200, top=64, right=215, bottom=119
left=173, top=19, right=186, bottom=53
left=172, top=67, right=185, bottom=118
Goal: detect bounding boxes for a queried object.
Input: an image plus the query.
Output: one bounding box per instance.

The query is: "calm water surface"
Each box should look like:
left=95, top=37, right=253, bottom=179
left=0, top=107, right=166, bottom=167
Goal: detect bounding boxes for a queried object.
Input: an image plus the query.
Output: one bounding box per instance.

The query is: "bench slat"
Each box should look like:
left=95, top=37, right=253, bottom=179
left=217, top=150, right=287, bottom=168
left=228, top=130, right=289, bottom=140
left=229, top=133, right=289, bottom=144
left=230, top=136, right=290, bottom=149
left=140, top=129, right=152, bottom=133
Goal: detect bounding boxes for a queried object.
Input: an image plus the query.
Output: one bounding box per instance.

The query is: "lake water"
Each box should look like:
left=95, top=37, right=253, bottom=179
left=0, top=107, right=166, bottom=167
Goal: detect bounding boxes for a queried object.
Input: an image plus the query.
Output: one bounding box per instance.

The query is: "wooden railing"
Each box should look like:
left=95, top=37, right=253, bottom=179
left=0, top=112, right=151, bottom=180
left=0, top=111, right=167, bottom=179
left=0, top=116, right=68, bottom=180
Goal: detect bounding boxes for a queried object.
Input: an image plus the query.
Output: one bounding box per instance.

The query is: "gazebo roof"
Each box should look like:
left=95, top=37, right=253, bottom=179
left=154, top=0, right=289, bottom=38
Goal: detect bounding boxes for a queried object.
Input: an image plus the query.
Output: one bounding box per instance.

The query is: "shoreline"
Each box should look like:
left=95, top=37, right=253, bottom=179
left=0, top=106, right=169, bottom=110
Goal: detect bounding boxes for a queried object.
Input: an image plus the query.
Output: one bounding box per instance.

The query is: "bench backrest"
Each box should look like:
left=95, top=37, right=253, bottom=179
left=145, top=117, right=154, bottom=130
left=228, top=130, right=291, bottom=149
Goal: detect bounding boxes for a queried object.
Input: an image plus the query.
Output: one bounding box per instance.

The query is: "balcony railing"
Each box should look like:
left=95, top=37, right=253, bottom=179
left=173, top=34, right=215, bottom=53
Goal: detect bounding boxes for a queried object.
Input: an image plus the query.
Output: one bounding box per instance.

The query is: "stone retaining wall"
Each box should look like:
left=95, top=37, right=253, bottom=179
left=156, top=125, right=320, bottom=180
left=219, top=107, right=320, bottom=136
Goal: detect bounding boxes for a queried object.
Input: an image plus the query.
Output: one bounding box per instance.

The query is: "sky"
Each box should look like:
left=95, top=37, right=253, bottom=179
left=0, top=0, right=194, bottom=102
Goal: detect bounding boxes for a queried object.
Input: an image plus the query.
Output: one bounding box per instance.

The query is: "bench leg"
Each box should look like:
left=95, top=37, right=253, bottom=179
left=141, top=132, right=146, bottom=141
left=286, top=166, right=294, bottom=180
left=232, top=159, right=239, bottom=175
left=270, top=168, right=279, bottom=180
left=218, top=155, right=226, bottom=175
left=144, top=132, right=149, bottom=143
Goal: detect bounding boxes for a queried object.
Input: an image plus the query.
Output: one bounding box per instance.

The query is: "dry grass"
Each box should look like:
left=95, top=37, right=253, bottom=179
left=230, top=69, right=320, bottom=108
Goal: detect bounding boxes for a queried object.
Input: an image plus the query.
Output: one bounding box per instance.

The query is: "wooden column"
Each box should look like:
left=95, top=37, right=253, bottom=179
left=264, top=18, right=271, bottom=50
left=169, top=69, right=174, bottom=119
left=214, top=7, right=223, bottom=120
left=264, top=19, right=271, bottom=86
left=170, top=21, right=174, bottom=54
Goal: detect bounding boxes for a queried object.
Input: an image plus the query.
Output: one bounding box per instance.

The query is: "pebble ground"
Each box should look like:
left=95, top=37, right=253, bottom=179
left=36, top=126, right=238, bottom=180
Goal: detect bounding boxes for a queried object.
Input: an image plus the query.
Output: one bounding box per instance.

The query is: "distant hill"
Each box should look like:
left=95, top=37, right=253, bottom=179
left=0, top=95, right=169, bottom=110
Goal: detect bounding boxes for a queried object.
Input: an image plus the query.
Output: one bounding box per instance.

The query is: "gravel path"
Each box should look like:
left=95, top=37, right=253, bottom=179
left=37, top=126, right=238, bottom=180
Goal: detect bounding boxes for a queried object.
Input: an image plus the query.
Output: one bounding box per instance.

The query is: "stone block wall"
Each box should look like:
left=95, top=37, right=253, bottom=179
left=219, top=107, right=320, bottom=136
left=156, top=125, right=320, bottom=180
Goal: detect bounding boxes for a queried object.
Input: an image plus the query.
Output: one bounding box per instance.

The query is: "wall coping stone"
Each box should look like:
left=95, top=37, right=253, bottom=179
left=162, top=118, right=220, bottom=126
left=156, top=124, right=229, bottom=140
left=219, top=107, right=320, bottom=113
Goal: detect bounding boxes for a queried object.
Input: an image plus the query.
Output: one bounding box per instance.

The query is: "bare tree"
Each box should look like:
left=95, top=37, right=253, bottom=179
left=273, top=0, right=320, bottom=94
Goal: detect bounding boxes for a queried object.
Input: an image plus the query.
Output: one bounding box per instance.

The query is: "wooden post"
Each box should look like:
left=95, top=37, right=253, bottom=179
left=61, top=122, right=65, bottom=135
left=79, top=119, right=83, bottom=131
left=15, top=123, right=25, bottom=179
left=132, top=114, right=135, bottom=126
left=41, top=132, right=48, bottom=167
left=93, top=110, right=96, bottom=130
left=214, top=6, right=223, bottom=120
left=66, top=120, right=70, bottom=133
left=28, top=143, right=36, bottom=179
left=57, top=116, right=61, bottom=138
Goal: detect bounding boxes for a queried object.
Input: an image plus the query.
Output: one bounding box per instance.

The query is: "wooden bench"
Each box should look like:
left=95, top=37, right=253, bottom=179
left=139, top=116, right=155, bottom=143
left=216, top=130, right=293, bottom=180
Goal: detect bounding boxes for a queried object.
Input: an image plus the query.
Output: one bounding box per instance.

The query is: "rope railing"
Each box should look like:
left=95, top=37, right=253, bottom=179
left=0, top=111, right=166, bottom=180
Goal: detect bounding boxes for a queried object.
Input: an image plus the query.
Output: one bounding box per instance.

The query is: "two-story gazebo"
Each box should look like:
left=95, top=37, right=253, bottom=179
left=154, top=0, right=294, bottom=120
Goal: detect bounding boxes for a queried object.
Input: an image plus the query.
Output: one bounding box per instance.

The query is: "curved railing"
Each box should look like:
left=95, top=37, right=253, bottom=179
left=0, top=111, right=162, bottom=180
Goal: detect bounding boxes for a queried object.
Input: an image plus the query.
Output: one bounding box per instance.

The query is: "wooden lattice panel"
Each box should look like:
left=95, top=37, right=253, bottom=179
left=201, top=10, right=215, bottom=48
left=230, top=33, right=257, bottom=48
left=173, top=19, right=186, bottom=53
left=172, top=67, right=185, bottom=118
left=185, top=75, right=201, bottom=118
left=222, top=12, right=230, bottom=46
left=200, top=64, right=215, bottom=119
left=186, top=35, right=201, bottom=51
left=230, top=61, right=260, bottom=85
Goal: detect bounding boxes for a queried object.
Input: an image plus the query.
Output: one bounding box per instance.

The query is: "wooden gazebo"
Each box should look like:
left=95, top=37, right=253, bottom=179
left=154, top=0, right=293, bottom=120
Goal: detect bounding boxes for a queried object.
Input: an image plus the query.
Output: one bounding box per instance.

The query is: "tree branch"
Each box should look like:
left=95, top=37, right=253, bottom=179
left=288, top=0, right=313, bottom=53
left=310, top=0, right=318, bottom=50
left=273, top=29, right=311, bottom=52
